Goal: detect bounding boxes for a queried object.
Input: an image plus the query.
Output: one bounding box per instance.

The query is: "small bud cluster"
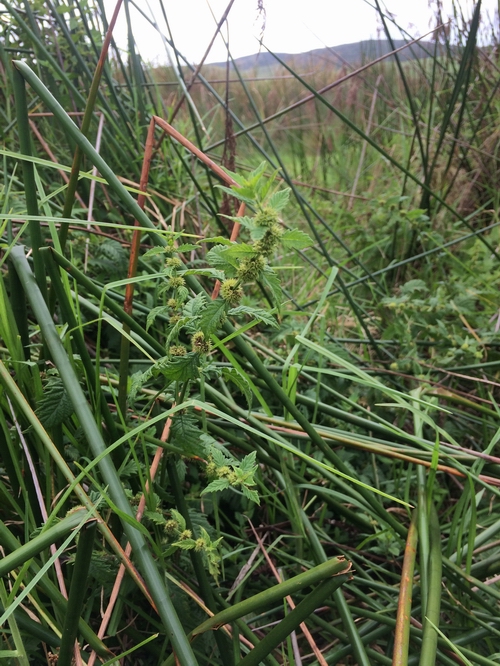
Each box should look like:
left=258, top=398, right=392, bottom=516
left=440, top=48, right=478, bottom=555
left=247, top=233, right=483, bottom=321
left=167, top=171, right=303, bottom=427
left=254, top=207, right=280, bottom=228
left=164, top=519, right=179, bottom=535
left=166, top=257, right=183, bottom=269
left=220, top=278, right=243, bottom=306
left=254, top=224, right=283, bottom=257
left=168, top=275, right=185, bottom=290
left=205, top=459, right=218, bottom=479
left=237, top=255, right=265, bottom=282
left=191, top=331, right=211, bottom=354
left=169, top=345, right=187, bottom=356
left=206, top=457, right=238, bottom=485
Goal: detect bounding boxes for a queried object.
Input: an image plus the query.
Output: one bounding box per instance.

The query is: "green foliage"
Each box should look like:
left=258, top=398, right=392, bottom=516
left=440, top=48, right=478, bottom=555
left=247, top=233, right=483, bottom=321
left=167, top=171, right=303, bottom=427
left=169, top=408, right=204, bottom=455
left=3, top=3, right=500, bottom=664
left=197, top=299, right=228, bottom=336
left=35, top=376, right=74, bottom=429
left=172, top=527, right=224, bottom=582
left=203, top=448, right=259, bottom=504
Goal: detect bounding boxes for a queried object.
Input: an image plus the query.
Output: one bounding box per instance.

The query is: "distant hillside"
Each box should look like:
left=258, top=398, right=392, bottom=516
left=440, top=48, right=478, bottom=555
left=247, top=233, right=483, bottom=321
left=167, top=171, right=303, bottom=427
left=209, top=39, right=443, bottom=72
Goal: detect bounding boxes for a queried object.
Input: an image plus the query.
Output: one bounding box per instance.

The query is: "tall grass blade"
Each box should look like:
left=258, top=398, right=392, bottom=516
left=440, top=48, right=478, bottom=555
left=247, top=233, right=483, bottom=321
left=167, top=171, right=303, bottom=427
left=419, top=504, right=442, bottom=666
left=393, top=511, right=418, bottom=666
left=12, top=67, right=46, bottom=298
left=58, top=519, right=98, bottom=666
left=238, top=574, right=350, bottom=666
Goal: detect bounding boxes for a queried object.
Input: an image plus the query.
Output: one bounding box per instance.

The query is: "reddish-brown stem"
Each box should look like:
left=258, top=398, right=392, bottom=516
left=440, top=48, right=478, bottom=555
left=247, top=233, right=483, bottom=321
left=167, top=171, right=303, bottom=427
left=153, top=116, right=237, bottom=187
left=118, top=116, right=156, bottom=417
left=126, top=117, right=245, bottom=313
left=123, top=117, right=156, bottom=317
left=97, top=0, right=123, bottom=72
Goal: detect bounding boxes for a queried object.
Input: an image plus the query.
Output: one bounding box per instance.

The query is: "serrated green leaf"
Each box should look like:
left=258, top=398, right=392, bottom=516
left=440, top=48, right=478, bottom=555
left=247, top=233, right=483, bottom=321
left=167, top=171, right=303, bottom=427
left=401, top=279, right=428, bottom=294
left=247, top=161, right=268, bottom=185
left=175, top=243, right=199, bottom=253
left=222, top=243, right=257, bottom=263
left=240, top=451, right=257, bottom=474
left=228, top=305, right=279, bottom=328
left=36, top=378, right=74, bottom=428
left=143, top=246, right=169, bottom=258
left=208, top=446, right=232, bottom=468
left=242, top=486, right=260, bottom=505
left=219, top=215, right=256, bottom=230
left=170, top=409, right=204, bottom=456
left=260, top=267, right=283, bottom=310
left=222, top=368, right=253, bottom=410
left=219, top=166, right=248, bottom=187
left=205, top=245, right=238, bottom=274
left=257, top=169, right=279, bottom=199
left=220, top=162, right=267, bottom=192
left=177, top=286, right=189, bottom=303
left=160, top=353, right=200, bottom=382
left=172, top=539, right=197, bottom=550
left=128, top=369, right=152, bottom=404
left=198, top=299, right=228, bottom=336
left=183, top=292, right=206, bottom=317
left=200, top=236, right=234, bottom=245
left=250, top=226, right=267, bottom=241
left=281, top=228, right=312, bottom=250
left=170, top=509, right=186, bottom=532
left=165, top=316, right=191, bottom=347
left=199, top=526, right=211, bottom=544
left=201, top=478, right=231, bottom=495
left=146, top=305, right=169, bottom=331
left=216, top=185, right=255, bottom=206
left=267, top=188, right=291, bottom=211
left=144, top=510, right=167, bottom=525
left=181, top=268, right=225, bottom=280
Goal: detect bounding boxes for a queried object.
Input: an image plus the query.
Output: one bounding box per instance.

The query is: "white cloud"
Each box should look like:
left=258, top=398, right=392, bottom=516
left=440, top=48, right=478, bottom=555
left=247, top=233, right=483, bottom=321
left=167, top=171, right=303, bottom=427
left=102, top=0, right=498, bottom=65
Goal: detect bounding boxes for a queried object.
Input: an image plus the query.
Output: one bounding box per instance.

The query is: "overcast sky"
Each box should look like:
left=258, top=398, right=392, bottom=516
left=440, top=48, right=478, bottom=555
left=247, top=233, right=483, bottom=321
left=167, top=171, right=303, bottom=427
left=103, top=1, right=499, bottom=65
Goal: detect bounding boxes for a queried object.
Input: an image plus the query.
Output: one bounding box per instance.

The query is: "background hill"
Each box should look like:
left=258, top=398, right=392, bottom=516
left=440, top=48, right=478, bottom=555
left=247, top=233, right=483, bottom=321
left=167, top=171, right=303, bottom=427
left=209, top=39, right=443, bottom=72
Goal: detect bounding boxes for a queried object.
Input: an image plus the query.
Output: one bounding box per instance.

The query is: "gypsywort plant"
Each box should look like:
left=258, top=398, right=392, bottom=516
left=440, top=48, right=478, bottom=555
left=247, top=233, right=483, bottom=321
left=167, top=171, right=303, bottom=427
left=130, top=164, right=311, bottom=578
